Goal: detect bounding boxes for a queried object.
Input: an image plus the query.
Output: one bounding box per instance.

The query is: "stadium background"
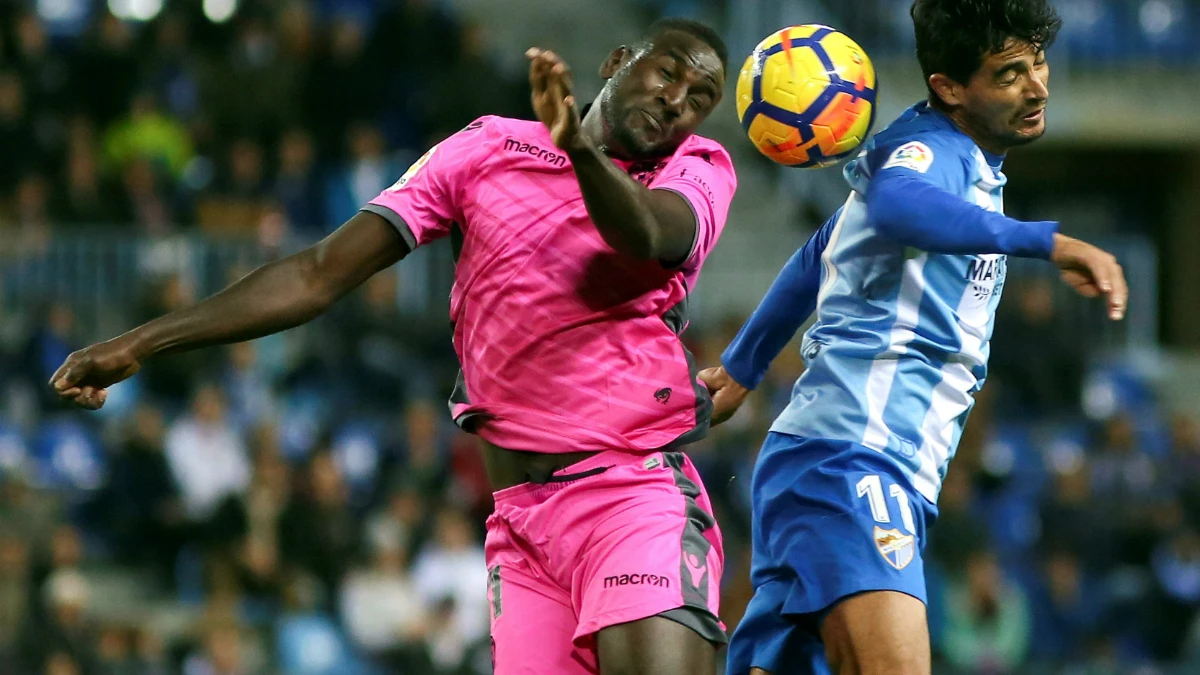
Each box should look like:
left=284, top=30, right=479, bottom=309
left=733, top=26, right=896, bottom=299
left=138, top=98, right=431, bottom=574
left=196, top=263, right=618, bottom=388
left=1, top=0, right=1199, bottom=673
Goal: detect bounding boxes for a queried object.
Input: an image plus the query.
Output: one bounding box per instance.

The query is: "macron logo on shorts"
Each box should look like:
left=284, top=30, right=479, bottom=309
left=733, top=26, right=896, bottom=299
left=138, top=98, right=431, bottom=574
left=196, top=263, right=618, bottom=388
left=603, top=573, right=671, bottom=589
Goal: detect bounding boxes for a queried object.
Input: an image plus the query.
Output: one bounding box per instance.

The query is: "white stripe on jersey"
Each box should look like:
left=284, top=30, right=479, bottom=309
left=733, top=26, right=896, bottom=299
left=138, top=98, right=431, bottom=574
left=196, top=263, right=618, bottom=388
left=912, top=152, right=1005, bottom=501
left=815, top=194, right=856, bottom=308
left=861, top=253, right=929, bottom=452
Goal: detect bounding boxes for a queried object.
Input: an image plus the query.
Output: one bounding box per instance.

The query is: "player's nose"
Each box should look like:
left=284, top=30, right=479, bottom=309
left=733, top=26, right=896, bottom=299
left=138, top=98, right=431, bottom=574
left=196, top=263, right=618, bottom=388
left=657, top=82, right=688, bottom=119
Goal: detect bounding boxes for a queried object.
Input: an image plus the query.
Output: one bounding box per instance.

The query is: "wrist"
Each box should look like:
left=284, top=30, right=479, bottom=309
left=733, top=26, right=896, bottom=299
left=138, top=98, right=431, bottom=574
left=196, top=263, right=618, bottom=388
left=565, top=136, right=600, bottom=160
left=115, top=327, right=156, bottom=361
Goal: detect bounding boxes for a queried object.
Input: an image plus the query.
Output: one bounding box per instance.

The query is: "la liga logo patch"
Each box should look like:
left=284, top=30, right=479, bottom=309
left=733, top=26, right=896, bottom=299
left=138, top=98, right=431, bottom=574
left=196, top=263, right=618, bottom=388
left=882, top=141, right=934, bottom=174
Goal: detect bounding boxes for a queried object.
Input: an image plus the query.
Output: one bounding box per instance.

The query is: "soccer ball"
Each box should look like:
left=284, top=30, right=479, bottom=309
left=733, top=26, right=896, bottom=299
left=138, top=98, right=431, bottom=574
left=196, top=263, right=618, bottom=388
left=736, top=25, right=878, bottom=168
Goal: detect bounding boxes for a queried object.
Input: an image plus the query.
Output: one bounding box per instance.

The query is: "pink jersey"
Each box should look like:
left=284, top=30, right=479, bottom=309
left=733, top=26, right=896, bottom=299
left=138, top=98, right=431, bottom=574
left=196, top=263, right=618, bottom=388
left=363, top=115, right=736, bottom=454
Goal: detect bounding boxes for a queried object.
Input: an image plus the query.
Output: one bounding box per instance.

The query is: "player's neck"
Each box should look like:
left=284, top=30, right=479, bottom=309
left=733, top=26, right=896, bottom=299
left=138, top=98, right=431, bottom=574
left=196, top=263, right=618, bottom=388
left=580, top=102, right=609, bottom=155
left=931, top=99, right=1009, bottom=158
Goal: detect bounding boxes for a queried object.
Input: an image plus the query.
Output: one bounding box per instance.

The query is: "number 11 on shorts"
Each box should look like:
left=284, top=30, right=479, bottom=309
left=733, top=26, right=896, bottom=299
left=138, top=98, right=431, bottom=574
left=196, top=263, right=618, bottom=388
left=855, top=474, right=916, bottom=534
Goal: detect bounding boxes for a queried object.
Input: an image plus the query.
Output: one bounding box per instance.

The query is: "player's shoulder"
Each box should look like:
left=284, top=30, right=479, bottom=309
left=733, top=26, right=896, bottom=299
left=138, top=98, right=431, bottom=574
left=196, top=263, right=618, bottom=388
left=864, top=103, right=975, bottom=181
left=669, top=133, right=736, bottom=185
left=675, top=133, right=733, bottom=165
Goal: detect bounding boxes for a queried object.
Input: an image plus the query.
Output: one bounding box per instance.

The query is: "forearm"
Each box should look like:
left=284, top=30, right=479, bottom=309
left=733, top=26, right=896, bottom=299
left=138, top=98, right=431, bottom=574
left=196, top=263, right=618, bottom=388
left=567, top=144, right=691, bottom=261
left=119, top=212, right=407, bottom=359
left=119, top=252, right=335, bottom=359
left=867, top=175, right=1057, bottom=259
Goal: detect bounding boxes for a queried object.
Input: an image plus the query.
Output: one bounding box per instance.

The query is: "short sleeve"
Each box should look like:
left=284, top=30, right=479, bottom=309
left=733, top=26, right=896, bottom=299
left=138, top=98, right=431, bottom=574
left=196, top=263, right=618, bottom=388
left=870, top=133, right=970, bottom=195
left=649, top=142, right=737, bottom=272
left=361, top=117, right=494, bottom=250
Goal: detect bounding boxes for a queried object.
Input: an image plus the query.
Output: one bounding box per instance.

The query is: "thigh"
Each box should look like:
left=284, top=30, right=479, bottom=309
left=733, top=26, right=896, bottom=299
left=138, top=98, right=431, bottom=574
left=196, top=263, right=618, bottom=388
left=596, top=615, right=716, bottom=675
left=489, top=557, right=597, bottom=675
left=820, top=591, right=931, bottom=675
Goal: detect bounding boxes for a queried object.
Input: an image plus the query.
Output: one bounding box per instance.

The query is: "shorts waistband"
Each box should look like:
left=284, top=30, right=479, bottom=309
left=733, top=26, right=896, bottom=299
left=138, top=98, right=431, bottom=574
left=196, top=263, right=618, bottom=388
left=491, top=449, right=655, bottom=506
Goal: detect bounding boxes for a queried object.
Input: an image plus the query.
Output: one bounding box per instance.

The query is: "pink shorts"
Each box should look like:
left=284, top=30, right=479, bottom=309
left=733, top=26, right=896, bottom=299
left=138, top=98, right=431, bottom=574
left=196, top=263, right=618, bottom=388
left=485, top=449, right=726, bottom=674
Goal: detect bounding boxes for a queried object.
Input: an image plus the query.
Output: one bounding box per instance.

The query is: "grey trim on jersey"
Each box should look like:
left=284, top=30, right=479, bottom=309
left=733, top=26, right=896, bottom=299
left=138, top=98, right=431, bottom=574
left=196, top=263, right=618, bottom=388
left=655, top=187, right=701, bottom=271
left=360, top=204, right=418, bottom=251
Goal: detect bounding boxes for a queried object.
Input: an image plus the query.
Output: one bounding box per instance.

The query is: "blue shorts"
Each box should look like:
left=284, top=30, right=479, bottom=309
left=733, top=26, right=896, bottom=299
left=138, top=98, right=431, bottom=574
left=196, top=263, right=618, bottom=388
left=726, top=432, right=938, bottom=675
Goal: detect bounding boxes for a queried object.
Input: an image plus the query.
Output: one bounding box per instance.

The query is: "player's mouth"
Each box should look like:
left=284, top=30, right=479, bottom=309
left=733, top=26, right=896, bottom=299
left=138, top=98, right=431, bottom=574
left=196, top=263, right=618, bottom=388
left=640, top=109, right=664, bottom=135
left=1021, top=108, right=1045, bottom=123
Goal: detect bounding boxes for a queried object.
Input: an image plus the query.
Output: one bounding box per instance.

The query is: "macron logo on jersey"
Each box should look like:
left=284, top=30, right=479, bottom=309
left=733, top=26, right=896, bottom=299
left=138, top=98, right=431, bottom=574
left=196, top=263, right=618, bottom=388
left=882, top=141, right=934, bottom=174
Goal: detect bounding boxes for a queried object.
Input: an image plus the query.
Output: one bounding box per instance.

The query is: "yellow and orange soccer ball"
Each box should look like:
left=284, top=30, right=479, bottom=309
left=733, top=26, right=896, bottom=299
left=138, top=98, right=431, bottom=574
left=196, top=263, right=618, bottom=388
left=736, top=25, right=878, bottom=168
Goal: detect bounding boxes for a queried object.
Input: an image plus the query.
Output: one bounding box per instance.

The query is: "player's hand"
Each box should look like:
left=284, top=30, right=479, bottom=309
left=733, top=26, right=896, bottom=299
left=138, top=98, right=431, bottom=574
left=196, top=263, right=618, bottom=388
left=49, top=338, right=143, bottom=410
left=699, top=366, right=751, bottom=427
left=526, top=48, right=587, bottom=153
left=1049, top=233, right=1128, bottom=321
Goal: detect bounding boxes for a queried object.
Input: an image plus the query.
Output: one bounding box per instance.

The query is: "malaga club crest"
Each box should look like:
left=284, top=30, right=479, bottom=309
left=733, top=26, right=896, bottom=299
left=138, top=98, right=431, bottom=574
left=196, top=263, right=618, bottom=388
left=874, top=526, right=916, bottom=570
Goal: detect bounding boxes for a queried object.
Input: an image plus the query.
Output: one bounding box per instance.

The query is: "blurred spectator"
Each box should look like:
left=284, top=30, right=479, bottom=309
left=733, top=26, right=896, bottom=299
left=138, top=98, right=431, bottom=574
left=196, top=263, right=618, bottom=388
left=1028, top=549, right=1107, bottom=666
left=1168, top=414, right=1200, bottom=528
left=928, top=468, right=988, bottom=572
left=1148, top=528, right=1200, bottom=660
left=54, top=134, right=120, bottom=227
left=19, top=302, right=75, bottom=404
left=1090, top=415, right=1166, bottom=565
left=197, top=138, right=271, bottom=235
left=365, top=483, right=423, bottom=559
left=0, top=532, right=30, bottom=669
left=165, top=385, right=251, bottom=538
left=182, top=623, right=255, bottom=675
left=278, top=450, right=357, bottom=601
left=72, top=12, right=139, bottom=128
left=202, top=14, right=300, bottom=139
left=0, top=70, right=41, bottom=198
left=323, top=123, right=406, bottom=226
left=97, top=405, right=183, bottom=581
left=340, top=536, right=429, bottom=671
left=21, top=569, right=98, bottom=674
left=114, top=157, right=179, bottom=234
left=427, top=22, right=525, bottom=136
left=340, top=270, right=447, bottom=411
left=939, top=550, right=1032, bottom=673
left=143, top=13, right=202, bottom=123
left=94, top=625, right=134, bottom=675
left=104, top=92, right=193, bottom=181
left=990, top=279, right=1084, bottom=417
left=303, top=16, right=380, bottom=161
left=221, top=342, right=276, bottom=432
left=399, top=399, right=451, bottom=498
left=271, top=128, right=324, bottom=235
left=1040, top=465, right=1117, bottom=570
left=13, top=12, right=72, bottom=121
left=411, top=506, right=488, bottom=661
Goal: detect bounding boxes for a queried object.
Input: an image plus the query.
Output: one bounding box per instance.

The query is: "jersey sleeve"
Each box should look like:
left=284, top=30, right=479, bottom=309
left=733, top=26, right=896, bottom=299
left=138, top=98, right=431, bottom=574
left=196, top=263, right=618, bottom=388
left=649, top=141, right=737, bottom=272
left=865, top=133, right=1057, bottom=259
left=869, top=133, right=969, bottom=194
left=361, top=117, right=495, bottom=250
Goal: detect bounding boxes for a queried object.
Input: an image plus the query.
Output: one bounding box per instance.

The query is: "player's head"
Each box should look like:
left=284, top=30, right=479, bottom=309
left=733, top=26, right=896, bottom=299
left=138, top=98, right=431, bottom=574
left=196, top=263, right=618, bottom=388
left=595, top=18, right=727, bottom=160
left=911, top=0, right=1061, bottom=152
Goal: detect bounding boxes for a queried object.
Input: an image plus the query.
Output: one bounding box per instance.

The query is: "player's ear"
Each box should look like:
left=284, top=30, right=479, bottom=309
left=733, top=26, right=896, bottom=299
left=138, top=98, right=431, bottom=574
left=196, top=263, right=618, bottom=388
left=928, top=73, right=964, bottom=108
left=600, top=46, right=631, bottom=79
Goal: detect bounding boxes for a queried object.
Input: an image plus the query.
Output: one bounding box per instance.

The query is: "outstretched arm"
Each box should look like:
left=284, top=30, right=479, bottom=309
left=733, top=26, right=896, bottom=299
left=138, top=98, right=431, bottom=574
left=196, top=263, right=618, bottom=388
left=868, top=172, right=1127, bottom=320
left=51, top=212, right=409, bottom=408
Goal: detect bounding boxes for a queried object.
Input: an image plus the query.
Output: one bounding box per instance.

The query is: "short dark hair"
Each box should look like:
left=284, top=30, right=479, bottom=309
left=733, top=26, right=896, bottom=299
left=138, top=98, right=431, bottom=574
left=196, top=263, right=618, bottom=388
left=911, top=0, right=1062, bottom=90
left=643, top=18, right=729, bottom=73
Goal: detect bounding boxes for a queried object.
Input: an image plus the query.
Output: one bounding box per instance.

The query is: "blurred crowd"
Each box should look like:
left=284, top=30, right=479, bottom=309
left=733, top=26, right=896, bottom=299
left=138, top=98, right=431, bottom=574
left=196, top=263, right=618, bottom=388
left=2, top=2, right=1200, bottom=675
left=0, top=0, right=528, bottom=241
